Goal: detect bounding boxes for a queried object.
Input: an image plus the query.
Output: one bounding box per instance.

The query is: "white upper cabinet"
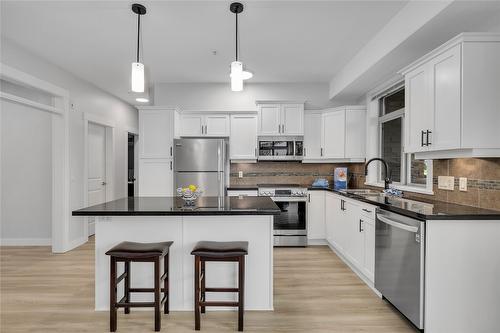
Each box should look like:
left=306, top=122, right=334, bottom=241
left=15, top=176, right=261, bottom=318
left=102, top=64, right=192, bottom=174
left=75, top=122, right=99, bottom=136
left=257, top=102, right=304, bottom=136
left=322, top=109, right=346, bottom=159
left=303, top=106, right=366, bottom=163
left=303, top=112, right=323, bottom=160
left=229, top=114, right=258, bottom=161
left=400, top=33, right=500, bottom=159
left=179, top=113, right=230, bottom=137
left=139, top=108, right=174, bottom=158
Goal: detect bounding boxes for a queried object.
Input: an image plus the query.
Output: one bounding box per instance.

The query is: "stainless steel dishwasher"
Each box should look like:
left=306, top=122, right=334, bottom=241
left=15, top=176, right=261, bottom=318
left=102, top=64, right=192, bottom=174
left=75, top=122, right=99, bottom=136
left=375, top=209, right=425, bottom=330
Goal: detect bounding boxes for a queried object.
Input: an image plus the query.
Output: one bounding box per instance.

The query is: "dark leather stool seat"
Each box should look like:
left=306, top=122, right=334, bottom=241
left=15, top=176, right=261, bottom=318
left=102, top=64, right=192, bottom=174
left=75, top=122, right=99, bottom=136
left=191, top=241, right=248, bottom=258
left=106, top=241, right=173, bottom=259
left=106, top=241, right=173, bottom=332
left=192, top=241, right=248, bottom=331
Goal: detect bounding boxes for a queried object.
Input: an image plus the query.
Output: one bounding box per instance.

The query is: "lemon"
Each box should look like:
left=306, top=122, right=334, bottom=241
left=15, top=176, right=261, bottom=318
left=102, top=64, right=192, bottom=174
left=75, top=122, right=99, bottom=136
left=189, top=184, right=197, bottom=191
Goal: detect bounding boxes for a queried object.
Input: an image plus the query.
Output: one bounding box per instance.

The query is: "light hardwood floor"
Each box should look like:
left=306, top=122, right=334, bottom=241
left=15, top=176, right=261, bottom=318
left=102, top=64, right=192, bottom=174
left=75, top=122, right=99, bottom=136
left=1, top=239, right=416, bottom=332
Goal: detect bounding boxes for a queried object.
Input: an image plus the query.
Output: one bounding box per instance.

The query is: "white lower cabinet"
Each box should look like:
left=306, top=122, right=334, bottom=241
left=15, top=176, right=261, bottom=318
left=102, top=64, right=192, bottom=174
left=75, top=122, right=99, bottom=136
left=307, top=191, right=325, bottom=241
left=323, top=191, right=376, bottom=284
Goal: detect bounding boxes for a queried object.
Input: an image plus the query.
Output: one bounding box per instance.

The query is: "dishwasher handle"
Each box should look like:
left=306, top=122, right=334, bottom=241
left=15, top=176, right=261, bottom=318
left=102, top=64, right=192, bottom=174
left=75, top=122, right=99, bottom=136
left=377, top=215, right=419, bottom=233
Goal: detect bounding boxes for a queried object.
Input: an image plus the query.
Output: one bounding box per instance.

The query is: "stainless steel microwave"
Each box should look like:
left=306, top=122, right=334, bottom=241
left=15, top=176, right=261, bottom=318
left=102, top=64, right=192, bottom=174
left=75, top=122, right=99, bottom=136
left=257, top=136, right=304, bottom=161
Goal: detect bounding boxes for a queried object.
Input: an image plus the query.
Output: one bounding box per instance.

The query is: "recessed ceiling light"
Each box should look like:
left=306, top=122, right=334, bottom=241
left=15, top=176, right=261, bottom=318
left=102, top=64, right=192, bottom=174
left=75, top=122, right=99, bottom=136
left=135, top=97, right=149, bottom=103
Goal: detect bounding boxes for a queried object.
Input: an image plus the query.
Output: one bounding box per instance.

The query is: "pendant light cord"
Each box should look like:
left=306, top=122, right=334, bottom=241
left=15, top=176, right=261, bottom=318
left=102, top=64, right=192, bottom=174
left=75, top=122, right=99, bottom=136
left=235, top=11, right=238, bottom=61
left=136, top=12, right=141, bottom=63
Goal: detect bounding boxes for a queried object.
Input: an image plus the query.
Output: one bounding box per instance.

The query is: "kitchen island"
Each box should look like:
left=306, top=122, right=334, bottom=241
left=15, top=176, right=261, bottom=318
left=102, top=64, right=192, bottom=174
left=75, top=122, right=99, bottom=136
left=73, top=196, right=281, bottom=311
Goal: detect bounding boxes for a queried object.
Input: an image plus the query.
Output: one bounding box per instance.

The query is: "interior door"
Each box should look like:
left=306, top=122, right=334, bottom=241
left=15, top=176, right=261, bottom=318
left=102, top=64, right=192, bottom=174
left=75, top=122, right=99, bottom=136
left=258, top=104, right=281, bottom=135
left=88, top=122, right=107, bottom=236
left=282, top=104, right=304, bottom=135
left=303, top=112, right=322, bottom=159
left=322, top=110, right=345, bottom=158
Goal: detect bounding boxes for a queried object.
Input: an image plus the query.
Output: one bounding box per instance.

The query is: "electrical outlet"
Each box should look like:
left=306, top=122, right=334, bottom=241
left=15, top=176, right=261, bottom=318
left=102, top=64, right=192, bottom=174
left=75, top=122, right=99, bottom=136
left=459, top=177, right=468, bottom=191
left=238, top=171, right=243, bottom=178
left=438, top=176, right=455, bottom=190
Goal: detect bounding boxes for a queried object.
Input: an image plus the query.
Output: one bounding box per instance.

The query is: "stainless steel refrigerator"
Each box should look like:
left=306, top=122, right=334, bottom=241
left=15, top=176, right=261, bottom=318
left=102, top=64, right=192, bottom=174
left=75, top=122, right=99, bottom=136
left=173, top=138, right=228, bottom=197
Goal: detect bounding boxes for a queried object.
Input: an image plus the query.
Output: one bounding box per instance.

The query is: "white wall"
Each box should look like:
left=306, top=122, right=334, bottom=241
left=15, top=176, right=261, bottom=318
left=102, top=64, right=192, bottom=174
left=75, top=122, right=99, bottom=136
left=154, top=82, right=337, bottom=110
left=0, top=38, right=138, bottom=248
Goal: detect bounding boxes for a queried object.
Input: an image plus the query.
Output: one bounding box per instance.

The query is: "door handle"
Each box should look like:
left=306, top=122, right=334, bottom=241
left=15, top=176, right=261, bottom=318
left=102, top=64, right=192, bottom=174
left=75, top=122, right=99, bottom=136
left=170, top=161, right=172, bottom=170
left=359, top=219, right=364, bottom=232
left=377, top=215, right=419, bottom=233
left=426, top=130, right=432, bottom=146
left=308, top=193, right=311, bottom=203
left=320, top=148, right=323, bottom=157
left=421, top=130, right=426, bottom=147
left=101, top=181, right=107, bottom=186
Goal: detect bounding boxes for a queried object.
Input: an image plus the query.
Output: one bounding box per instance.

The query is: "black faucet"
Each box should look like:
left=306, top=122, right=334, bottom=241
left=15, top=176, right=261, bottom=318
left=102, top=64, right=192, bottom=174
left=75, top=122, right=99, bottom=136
left=365, top=158, right=392, bottom=190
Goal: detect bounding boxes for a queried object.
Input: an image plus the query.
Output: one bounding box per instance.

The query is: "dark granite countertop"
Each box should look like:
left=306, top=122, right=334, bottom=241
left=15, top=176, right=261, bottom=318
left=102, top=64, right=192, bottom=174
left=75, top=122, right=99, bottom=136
left=308, top=187, right=500, bottom=221
left=226, top=185, right=258, bottom=191
left=72, top=196, right=281, bottom=216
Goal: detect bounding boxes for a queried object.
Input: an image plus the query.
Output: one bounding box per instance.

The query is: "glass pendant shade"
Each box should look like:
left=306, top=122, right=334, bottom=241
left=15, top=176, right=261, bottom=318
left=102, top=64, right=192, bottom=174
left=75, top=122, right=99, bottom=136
left=131, top=62, right=145, bottom=93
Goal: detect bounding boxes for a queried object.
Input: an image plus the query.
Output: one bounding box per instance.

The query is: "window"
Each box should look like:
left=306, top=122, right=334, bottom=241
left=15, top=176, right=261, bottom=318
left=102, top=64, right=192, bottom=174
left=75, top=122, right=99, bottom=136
left=377, top=87, right=432, bottom=192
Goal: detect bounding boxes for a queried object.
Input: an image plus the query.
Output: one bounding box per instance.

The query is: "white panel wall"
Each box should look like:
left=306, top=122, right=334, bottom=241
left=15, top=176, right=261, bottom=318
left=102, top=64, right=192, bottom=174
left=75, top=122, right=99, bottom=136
left=0, top=38, right=138, bottom=248
left=154, top=82, right=338, bottom=110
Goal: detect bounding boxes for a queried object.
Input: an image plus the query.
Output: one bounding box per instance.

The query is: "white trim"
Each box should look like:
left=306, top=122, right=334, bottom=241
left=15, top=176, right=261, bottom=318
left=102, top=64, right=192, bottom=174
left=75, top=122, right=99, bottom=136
left=0, top=238, right=52, bottom=246
left=255, top=100, right=305, bottom=105
left=0, top=62, right=71, bottom=254
left=83, top=112, right=115, bottom=128
left=124, top=126, right=139, bottom=135
left=0, top=92, right=61, bottom=114
left=307, top=239, right=328, bottom=246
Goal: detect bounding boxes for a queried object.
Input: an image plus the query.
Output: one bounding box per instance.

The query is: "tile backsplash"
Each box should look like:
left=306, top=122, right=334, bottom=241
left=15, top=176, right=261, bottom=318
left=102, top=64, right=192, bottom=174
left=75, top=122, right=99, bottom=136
left=230, top=158, right=500, bottom=211
left=230, top=162, right=366, bottom=188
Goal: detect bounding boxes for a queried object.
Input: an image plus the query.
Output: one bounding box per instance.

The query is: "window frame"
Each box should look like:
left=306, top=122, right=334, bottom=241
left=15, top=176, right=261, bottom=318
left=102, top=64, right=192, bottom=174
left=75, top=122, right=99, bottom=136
left=373, top=87, right=434, bottom=195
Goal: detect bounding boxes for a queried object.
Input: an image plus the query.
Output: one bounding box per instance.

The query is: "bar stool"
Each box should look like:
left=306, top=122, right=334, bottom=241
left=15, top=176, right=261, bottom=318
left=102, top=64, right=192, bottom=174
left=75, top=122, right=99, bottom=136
left=191, top=241, right=248, bottom=331
left=106, top=241, right=173, bottom=332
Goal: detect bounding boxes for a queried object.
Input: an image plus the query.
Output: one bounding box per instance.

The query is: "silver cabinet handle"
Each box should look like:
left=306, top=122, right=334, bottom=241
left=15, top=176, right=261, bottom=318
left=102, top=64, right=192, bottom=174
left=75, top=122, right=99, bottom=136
left=378, top=215, right=419, bottom=233
left=101, top=181, right=107, bottom=185
left=362, top=208, right=372, bottom=213
left=170, top=146, right=172, bottom=156
left=359, top=219, right=364, bottom=232
left=320, top=148, right=323, bottom=157
left=426, top=130, right=432, bottom=146
left=421, top=130, right=426, bottom=147
left=303, top=148, right=306, bottom=157
left=170, top=161, right=172, bottom=170
left=205, top=125, right=208, bottom=135
left=308, top=193, right=311, bottom=203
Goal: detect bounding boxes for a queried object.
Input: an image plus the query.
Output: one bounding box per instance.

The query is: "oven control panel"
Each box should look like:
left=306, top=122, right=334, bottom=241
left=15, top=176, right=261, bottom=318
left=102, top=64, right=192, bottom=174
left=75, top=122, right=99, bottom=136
left=258, top=188, right=308, bottom=197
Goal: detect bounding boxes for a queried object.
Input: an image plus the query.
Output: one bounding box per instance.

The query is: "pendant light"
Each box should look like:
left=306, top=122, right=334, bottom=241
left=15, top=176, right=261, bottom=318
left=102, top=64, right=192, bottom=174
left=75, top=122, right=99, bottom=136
left=131, top=4, right=146, bottom=93
left=229, top=2, right=253, bottom=91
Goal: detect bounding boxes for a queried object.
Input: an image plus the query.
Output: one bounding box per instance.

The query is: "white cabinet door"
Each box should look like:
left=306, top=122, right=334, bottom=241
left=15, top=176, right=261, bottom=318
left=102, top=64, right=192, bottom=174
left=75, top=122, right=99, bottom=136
left=429, top=44, right=461, bottom=151
left=345, top=202, right=364, bottom=270
left=258, top=104, right=281, bottom=135
left=205, top=115, right=230, bottom=137
left=322, top=110, right=345, bottom=158
left=325, top=192, right=338, bottom=245
left=138, top=158, right=173, bottom=196
left=230, top=115, right=257, bottom=160
left=345, top=109, right=366, bottom=160
left=362, top=218, right=375, bottom=282
left=282, top=104, right=304, bottom=135
left=307, top=191, right=325, bottom=240
left=180, top=114, right=203, bottom=137
left=405, top=66, right=432, bottom=153
left=303, top=112, right=323, bottom=160
left=139, top=110, right=173, bottom=158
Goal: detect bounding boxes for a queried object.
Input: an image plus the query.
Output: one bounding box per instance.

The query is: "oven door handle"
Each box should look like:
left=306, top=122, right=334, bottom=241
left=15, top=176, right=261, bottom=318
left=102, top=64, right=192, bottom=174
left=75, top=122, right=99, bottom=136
left=377, top=215, right=419, bottom=233
left=271, top=197, right=307, bottom=202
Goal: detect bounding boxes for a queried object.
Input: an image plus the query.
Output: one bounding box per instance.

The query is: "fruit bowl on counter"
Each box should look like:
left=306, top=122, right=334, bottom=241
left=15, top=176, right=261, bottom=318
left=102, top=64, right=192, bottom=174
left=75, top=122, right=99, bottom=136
left=177, top=185, right=202, bottom=205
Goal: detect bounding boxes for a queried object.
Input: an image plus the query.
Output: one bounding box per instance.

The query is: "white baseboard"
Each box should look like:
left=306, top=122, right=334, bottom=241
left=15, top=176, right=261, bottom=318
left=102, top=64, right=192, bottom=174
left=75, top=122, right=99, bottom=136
left=0, top=238, right=51, bottom=246
left=307, top=239, right=328, bottom=245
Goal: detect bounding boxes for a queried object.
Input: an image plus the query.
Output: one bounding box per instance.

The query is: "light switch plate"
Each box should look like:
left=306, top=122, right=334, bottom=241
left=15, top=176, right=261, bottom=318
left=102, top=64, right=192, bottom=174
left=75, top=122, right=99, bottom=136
left=459, top=177, right=468, bottom=191
left=238, top=171, right=243, bottom=178
left=438, top=176, right=455, bottom=190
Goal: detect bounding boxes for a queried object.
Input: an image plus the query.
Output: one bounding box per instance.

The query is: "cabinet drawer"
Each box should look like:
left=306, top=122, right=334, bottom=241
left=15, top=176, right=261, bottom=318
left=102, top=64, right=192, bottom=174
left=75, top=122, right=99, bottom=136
left=359, top=204, right=376, bottom=220
left=227, top=190, right=258, bottom=197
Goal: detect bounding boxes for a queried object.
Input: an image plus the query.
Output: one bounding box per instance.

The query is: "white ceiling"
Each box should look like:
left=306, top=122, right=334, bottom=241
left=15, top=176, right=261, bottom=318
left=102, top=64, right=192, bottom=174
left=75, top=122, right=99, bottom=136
left=1, top=1, right=408, bottom=103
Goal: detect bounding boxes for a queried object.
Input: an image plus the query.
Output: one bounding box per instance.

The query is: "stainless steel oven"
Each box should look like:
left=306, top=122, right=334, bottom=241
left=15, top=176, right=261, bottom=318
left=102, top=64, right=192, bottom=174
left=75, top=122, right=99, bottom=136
left=375, top=209, right=425, bottom=330
left=257, top=136, right=303, bottom=161
left=258, top=185, right=307, bottom=246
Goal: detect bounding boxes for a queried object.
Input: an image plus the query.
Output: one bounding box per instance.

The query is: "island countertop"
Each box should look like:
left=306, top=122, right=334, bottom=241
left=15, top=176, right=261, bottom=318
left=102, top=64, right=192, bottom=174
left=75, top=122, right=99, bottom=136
left=72, top=196, right=281, bottom=216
